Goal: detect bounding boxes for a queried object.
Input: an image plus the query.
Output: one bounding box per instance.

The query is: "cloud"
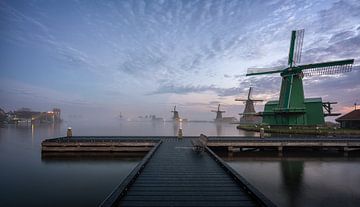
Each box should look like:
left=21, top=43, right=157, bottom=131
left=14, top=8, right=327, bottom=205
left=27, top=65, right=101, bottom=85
left=0, top=78, right=94, bottom=110
left=149, top=84, right=218, bottom=95
left=149, top=81, right=267, bottom=98
left=0, top=0, right=359, bottom=118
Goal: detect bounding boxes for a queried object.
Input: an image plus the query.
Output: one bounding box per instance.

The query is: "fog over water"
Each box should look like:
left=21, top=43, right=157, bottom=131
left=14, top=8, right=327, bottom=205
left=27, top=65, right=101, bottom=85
left=0, top=120, right=359, bottom=207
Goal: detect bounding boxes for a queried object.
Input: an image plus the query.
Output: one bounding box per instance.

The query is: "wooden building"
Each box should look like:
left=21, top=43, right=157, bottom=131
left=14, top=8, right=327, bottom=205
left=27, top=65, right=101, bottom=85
left=336, top=109, right=360, bottom=129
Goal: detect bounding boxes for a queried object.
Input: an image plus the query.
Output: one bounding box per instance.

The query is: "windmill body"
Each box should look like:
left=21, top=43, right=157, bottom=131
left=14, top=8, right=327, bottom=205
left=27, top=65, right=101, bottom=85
left=211, top=104, right=226, bottom=122
left=247, top=29, right=354, bottom=126
left=171, top=106, right=180, bottom=120
left=236, top=87, right=263, bottom=125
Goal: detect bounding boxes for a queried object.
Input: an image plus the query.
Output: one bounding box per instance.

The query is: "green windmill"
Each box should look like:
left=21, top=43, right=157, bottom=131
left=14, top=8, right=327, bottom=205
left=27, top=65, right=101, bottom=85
left=247, top=29, right=354, bottom=126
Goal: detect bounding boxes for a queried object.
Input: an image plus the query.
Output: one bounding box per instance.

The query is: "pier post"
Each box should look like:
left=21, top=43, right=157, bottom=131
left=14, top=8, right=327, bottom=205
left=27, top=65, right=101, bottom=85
left=277, top=146, right=283, bottom=156
left=177, top=129, right=183, bottom=138
left=343, top=147, right=349, bottom=156
left=228, top=147, right=234, bottom=157
left=260, top=128, right=265, bottom=138
left=67, top=127, right=72, bottom=138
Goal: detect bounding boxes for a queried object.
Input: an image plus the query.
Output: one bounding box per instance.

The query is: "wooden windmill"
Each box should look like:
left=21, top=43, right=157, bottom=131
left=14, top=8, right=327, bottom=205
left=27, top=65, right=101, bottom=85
left=247, top=29, right=354, bottom=126
left=235, top=87, right=263, bottom=124
left=211, top=104, right=226, bottom=122
left=171, top=106, right=180, bottom=120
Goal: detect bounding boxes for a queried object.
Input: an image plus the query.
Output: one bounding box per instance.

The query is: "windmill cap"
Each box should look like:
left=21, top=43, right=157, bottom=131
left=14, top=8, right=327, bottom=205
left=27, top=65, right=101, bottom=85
left=68, top=127, right=72, bottom=130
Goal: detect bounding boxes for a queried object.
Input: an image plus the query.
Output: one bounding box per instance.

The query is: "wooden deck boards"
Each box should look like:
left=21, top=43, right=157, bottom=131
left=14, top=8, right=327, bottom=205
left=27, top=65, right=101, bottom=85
left=117, top=138, right=261, bottom=207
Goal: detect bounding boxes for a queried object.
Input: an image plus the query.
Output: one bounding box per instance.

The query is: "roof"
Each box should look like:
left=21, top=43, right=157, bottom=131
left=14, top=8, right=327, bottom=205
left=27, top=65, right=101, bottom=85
left=304, top=98, right=322, bottom=103
left=336, top=109, right=360, bottom=121
left=266, top=100, right=279, bottom=105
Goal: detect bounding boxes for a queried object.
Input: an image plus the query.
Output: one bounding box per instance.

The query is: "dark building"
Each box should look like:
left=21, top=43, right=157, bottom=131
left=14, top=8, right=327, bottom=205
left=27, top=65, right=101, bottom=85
left=335, top=109, right=360, bottom=129
left=53, top=108, right=61, bottom=122
left=0, top=108, right=7, bottom=124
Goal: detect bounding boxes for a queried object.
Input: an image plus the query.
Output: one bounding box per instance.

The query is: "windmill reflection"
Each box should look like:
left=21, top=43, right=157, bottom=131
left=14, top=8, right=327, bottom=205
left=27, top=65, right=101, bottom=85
left=215, top=122, right=223, bottom=136
left=280, top=160, right=304, bottom=207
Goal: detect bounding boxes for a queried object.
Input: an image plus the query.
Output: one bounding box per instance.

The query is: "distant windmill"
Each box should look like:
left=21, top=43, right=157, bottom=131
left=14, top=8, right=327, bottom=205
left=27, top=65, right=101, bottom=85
left=171, top=106, right=180, bottom=120
left=211, top=104, right=226, bottom=121
left=247, top=29, right=354, bottom=126
left=235, top=87, right=263, bottom=124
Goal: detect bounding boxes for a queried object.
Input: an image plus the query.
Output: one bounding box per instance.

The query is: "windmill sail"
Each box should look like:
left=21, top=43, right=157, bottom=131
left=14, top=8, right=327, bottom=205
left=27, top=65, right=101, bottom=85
left=300, top=59, right=354, bottom=76
left=293, top=29, right=304, bottom=65
left=246, top=66, right=286, bottom=76
left=288, top=29, right=305, bottom=67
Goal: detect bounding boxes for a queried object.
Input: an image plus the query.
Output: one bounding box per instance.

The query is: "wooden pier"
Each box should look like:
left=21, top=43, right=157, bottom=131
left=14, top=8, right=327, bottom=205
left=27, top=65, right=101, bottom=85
left=207, top=137, right=360, bottom=152
left=41, top=136, right=360, bottom=206
left=100, top=138, right=275, bottom=207
left=42, top=136, right=360, bottom=153
left=41, top=137, right=159, bottom=152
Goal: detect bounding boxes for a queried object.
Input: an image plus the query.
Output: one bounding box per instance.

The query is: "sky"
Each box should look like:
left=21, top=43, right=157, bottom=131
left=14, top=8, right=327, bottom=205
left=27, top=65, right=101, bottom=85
left=0, top=0, right=359, bottom=121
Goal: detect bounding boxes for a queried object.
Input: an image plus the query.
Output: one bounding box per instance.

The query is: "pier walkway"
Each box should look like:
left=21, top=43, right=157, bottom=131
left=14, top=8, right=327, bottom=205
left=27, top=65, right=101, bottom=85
left=100, top=138, right=274, bottom=207
left=42, top=136, right=360, bottom=153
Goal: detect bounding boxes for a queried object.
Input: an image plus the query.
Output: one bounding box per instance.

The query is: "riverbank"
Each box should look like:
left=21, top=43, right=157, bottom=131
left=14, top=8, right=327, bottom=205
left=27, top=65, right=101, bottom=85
left=237, top=125, right=360, bottom=136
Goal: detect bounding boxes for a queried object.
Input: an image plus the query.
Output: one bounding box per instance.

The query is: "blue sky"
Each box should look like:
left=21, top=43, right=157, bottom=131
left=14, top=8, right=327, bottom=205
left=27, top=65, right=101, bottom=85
left=0, top=0, right=359, bottom=121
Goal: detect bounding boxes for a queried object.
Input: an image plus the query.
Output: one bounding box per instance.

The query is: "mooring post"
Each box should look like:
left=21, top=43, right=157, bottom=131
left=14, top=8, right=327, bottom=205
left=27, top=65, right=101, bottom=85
left=277, top=146, right=283, bottom=156
left=260, top=128, right=265, bottom=138
left=343, top=147, right=349, bottom=156
left=67, top=127, right=72, bottom=138
left=177, top=128, right=183, bottom=138
left=228, top=147, right=234, bottom=157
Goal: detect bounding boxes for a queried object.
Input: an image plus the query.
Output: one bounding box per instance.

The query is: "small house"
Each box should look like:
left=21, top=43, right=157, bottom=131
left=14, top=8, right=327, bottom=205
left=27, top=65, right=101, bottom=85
left=335, top=109, right=360, bottom=129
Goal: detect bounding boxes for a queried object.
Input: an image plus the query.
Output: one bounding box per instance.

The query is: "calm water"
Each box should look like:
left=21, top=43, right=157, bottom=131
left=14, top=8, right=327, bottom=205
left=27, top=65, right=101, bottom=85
left=223, top=153, right=360, bottom=207
left=0, top=120, right=359, bottom=207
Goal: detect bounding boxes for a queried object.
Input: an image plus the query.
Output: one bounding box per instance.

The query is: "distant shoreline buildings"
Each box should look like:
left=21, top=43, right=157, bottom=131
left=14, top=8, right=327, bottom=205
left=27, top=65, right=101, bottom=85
left=0, top=107, right=61, bottom=125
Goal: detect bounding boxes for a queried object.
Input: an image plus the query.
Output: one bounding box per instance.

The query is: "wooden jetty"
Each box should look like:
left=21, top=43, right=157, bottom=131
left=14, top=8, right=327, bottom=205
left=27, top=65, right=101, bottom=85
left=207, top=137, right=360, bottom=152
left=41, top=136, right=159, bottom=152
left=100, top=138, right=275, bottom=207
left=41, top=135, right=360, bottom=206
left=42, top=136, right=360, bottom=153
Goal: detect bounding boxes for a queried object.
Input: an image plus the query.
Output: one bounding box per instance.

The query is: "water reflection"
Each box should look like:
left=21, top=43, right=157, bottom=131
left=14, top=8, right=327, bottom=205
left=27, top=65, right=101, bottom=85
left=215, top=122, right=223, bottom=136
left=41, top=152, right=146, bottom=162
left=281, top=160, right=304, bottom=207
left=223, top=152, right=360, bottom=207
left=172, top=121, right=179, bottom=136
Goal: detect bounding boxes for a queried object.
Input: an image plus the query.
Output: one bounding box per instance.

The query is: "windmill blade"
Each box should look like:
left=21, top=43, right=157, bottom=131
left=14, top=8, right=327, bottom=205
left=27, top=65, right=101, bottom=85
left=293, top=29, right=304, bottom=65
left=288, top=29, right=305, bottom=67
left=235, top=99, right=247, bottom=101
left=246, top=66, right=286, bottom=76
left=299, top=59, right=354, bottom=76
left=251, top=99, right=264, bottom=102
left=247, top=87, right=252, bottom=100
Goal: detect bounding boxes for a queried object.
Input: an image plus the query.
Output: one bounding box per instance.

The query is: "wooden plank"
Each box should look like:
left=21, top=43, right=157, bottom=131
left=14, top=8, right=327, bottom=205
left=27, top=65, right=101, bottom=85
left=109, top=139, right=268, bottom=207
left=99, top=141, right=162, bottom=207
left=120, top=200, right=255, bottom=207
left=206, top=146, right=277, bottom=207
